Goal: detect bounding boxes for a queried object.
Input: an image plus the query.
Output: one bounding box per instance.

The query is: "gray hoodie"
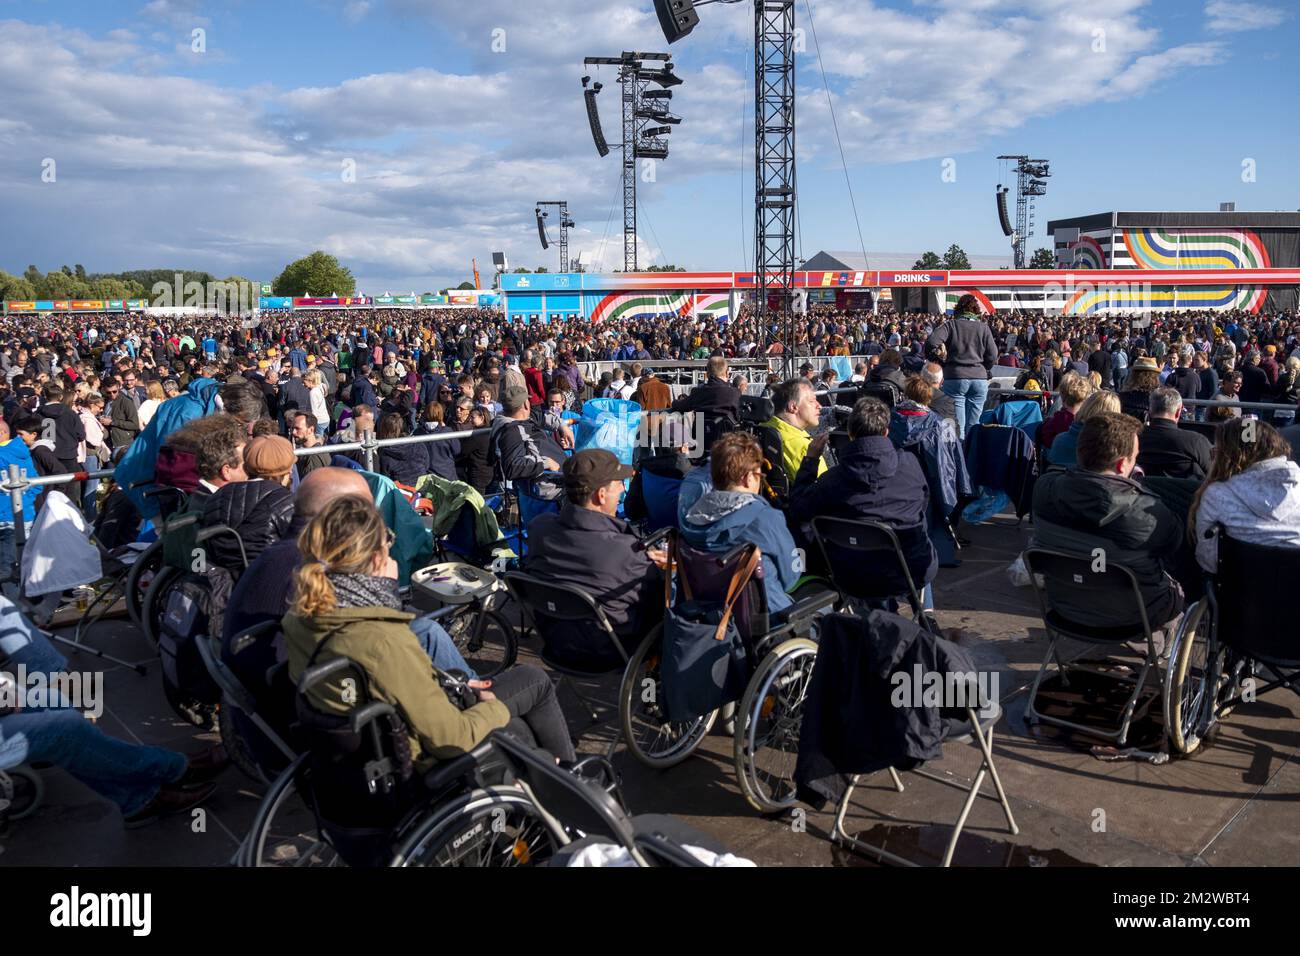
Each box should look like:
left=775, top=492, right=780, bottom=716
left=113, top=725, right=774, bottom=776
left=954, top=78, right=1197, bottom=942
left=1195, top=457, right=1300, bottom=571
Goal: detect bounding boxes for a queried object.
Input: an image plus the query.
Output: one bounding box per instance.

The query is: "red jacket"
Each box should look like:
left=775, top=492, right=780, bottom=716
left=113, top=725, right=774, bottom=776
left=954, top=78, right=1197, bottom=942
left=524, top=367, right=546, bottom=406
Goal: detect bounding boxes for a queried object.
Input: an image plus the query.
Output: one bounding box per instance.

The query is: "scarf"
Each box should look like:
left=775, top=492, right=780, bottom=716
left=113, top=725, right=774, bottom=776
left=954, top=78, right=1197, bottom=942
left=327, top=572, right=402, bottom=611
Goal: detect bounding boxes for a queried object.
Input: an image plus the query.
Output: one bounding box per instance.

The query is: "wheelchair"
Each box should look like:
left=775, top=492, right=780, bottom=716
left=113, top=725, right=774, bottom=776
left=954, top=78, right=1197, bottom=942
left=618, top=529, right=838, bottom=814
left=1165, top=528, right=1300, bottom=755
left=0, top=764, right=44, bottom=830
left=146, top=520, right=251, bottom=726
left=240, top=654, right=712, bottom=866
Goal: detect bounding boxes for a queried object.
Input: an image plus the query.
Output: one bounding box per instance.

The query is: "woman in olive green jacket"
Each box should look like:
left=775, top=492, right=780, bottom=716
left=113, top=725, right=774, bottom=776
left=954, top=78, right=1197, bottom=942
left=282, top=495, right=574, bottom=769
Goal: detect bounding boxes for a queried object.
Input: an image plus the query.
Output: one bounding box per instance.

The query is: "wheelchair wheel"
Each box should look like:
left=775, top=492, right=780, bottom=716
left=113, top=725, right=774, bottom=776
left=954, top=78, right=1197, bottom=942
left=125, top=539, right=163, bottom=629
left=241, top=756, right=341, bottom=867
left=1165, top=600, right=1218, bottom=755
left=390, top=788, right=560, bottom=867
left=141, top=564, right=181, bottom=646
left=219, top=696, right=271, bottom=786
left=619, top=625, right=718, bottom=769
left=445, top=605, right=517, bottom=679
left=734, top=637, right=817, bottom=814
left=0, top=766, right=44, bottom=821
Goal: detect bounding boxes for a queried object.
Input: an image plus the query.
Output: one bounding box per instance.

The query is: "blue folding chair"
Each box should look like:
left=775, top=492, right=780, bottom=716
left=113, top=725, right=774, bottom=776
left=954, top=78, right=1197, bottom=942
left=641, top=470, right=683, bottom=534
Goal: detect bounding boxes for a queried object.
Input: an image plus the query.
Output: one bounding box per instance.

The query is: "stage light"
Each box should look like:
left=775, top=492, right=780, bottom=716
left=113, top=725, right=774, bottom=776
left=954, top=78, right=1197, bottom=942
left=642, top=125, right=672, bottom=137
left=654, top=0, right=700, bottom=43
left=593, top=81, right=603, bottom=92
left=635, top=144, right=669, bottom=160
left=642, top=89, right=673, bottom=100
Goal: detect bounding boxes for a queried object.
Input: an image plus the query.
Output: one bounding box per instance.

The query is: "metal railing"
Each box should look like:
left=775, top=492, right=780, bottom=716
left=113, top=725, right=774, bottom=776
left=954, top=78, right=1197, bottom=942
left=2, top=427, right=489, bottom=582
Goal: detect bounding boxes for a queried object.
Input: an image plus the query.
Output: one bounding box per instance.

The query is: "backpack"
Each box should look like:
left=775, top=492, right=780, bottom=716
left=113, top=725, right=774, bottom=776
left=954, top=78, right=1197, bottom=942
left=157, top=566, right=234, bottom=725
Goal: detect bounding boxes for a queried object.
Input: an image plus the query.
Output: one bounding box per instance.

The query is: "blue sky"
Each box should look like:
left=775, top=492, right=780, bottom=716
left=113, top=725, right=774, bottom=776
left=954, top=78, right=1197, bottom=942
left=1, top=0, right=1296, bottom=292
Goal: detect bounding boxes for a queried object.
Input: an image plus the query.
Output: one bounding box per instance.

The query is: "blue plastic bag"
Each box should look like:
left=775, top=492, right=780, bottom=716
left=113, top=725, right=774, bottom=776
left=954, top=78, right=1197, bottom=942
left=575, top=398, right=643, bottom=465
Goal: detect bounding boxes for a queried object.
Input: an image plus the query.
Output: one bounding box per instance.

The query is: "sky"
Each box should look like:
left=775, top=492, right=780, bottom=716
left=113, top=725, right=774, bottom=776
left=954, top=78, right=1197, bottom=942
left=1, top=0, right=1297, bottom=293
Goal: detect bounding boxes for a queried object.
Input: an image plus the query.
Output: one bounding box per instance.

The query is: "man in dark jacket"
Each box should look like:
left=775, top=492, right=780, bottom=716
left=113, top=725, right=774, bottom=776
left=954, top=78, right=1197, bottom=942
left=1239, top=350, right=1269, bottom=404
left=107, top=374, right=141, bottom=449
left=523, top=450, right=665, bottom=668
left=1137, top=387, right=1211, bottom=480
left=37, top=383, right=85, bottom=474
left=200, top=437, right=295, bottom=575
left=277, top=368, right=312, bottom=431
left=788, top=397, right=936, bottom=599
left=487, top=386, right=566, bottom=497
left=1032, top=413, right=1185, bottom=633
left=670, top=355, right=740, bottom=445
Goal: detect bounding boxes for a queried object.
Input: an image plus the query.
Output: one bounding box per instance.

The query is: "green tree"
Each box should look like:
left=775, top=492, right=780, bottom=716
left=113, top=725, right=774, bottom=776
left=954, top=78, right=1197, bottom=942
left=40, top=270, right=80, bottom=299
left=941, top=244, right=970, bottom=270
left=1029, top=247, right=1056, bottom=269
left=512, top=267, right=532, bottom=273
left=455, top=281, right=474, bottom=290
left=912, top=251, right=942, bottom=269
left=74, top=264, right=86, bottom=280
left=0, top=271, right=37, bottom=301
left=271, top=251, right=356, bottom=297
left=23, top=265, right=42, bottom=287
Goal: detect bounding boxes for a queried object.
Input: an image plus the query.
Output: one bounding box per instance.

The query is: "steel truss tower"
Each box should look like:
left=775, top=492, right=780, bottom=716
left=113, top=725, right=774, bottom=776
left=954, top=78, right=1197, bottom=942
left=754, top=1, right=797, bottom=365
left=585, top=52, right=674, bottom=273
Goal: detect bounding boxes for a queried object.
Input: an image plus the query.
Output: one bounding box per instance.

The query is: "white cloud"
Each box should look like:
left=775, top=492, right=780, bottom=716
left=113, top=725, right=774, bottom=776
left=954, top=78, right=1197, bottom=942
left=344, top=1, right=372, bottom=23
left=0, top=1, right=1241, bottom=287
left=1204, top=1, right=1289, bottom=33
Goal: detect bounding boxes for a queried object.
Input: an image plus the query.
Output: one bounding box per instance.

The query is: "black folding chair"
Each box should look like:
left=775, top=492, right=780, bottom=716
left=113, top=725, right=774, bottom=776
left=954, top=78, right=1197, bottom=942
left=503, top=571, right=633, bottom=756
left=1022, top=548, right=1163, bottom=746
left=811, top=516, right=937, bottom=632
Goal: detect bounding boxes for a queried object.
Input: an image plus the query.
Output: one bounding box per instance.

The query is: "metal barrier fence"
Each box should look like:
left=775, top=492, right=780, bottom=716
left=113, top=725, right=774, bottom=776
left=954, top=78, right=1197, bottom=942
left=2, top=427, right=489, bottom=582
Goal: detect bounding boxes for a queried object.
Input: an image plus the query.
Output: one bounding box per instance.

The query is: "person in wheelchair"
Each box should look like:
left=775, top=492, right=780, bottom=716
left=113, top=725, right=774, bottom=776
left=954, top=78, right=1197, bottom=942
left=788, top=396, right=936, bottom=610
left=1190, top=417, right=1300, bottom=573
left=680, top=432, right=804, bottom=619
left=524, top=450, right=668, bottom=663
left=283, top=495, right=576, bottom=767
left=762, top=378, right=828, bottom=487
left=0, top=595, right=224, bottom=827
left=200, top=434, right=295, bottom=576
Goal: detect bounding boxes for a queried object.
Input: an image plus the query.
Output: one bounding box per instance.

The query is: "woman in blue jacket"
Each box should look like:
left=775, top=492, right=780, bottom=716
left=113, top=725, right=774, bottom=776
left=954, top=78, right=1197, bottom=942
left=680, top=432, right=800, bottom=617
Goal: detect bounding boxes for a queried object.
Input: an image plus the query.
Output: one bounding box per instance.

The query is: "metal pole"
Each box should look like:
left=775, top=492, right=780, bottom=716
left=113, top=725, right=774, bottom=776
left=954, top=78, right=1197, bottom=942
left=361, top=428, right=377, bottom=472
left=6, top=464, right=28, bottom=584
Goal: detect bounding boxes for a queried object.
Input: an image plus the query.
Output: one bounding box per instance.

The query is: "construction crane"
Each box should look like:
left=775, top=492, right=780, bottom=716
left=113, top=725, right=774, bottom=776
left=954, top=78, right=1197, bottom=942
left=472, top=258, right=482, bottom=290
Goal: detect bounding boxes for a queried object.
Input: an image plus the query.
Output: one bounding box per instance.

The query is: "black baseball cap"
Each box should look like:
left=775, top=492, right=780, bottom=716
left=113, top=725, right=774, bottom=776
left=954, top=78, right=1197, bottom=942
left=563, top=449, right=634, bottom=498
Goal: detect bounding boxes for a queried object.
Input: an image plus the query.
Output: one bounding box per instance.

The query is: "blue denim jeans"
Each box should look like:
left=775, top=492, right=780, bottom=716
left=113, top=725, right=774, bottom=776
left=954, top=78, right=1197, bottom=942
left=1, top=629, right=186, bottom=815
left=942, top=378, right=990, bottom=440
left=411, top=615, right=478, bottom=680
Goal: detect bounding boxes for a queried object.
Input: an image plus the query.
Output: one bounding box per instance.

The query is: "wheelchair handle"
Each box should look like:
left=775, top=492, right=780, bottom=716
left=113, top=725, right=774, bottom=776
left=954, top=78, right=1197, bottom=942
left=639, top=526, right=673, bottom=552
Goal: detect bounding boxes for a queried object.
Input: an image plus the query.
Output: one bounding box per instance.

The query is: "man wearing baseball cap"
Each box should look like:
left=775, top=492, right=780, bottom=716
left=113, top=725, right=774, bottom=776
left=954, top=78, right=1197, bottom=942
left=522, top=449, right=667, bottom=669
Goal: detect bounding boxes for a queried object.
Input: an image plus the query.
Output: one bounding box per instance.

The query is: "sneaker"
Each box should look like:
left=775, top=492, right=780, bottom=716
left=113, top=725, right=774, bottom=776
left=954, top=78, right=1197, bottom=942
left=123, top=781, right=217, bottom=829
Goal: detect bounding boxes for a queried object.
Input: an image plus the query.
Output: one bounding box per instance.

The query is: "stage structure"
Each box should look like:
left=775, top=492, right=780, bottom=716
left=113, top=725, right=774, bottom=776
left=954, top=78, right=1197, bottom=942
left=654, top=0, right=798, bottom=369
left=997, top=155, right=1051, bottom=269
left=534, top=201, right=575, bottom=273
left=582, top=52, right=682, bottom=272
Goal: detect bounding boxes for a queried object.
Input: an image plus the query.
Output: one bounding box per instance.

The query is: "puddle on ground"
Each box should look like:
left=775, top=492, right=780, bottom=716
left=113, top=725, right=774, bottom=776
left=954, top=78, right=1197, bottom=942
left=832, top=824, right=1095, bottom=867
left=1005, top=668, right=1166, bottom=752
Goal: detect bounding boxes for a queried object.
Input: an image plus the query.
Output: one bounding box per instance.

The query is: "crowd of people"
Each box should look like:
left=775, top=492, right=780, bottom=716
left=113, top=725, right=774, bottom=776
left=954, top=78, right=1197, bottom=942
left=2, top=294, right=1300, bottom=834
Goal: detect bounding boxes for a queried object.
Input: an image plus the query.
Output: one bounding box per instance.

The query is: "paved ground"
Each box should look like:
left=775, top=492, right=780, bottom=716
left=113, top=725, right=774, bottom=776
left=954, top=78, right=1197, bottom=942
left=3, top=512, right=1297, bottom=867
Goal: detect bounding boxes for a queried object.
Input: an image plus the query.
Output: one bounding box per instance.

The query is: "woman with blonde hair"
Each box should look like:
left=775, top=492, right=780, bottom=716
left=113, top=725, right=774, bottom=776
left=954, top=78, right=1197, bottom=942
left=1189, top=417, right=1300, bottom=572
left=1045, top=388, right=1120, bottom=469
left=137, top=379, right=167, bottom=429
left=304, top=369, right=330, bottom=437
left=1040, top=370, right=1094, bottom=451
left=283, top=496, right=575, bottom=767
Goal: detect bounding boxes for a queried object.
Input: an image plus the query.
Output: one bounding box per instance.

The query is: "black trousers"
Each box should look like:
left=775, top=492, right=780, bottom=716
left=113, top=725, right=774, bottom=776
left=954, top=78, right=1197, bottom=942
left=490, top=664, right=576, bottom=762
